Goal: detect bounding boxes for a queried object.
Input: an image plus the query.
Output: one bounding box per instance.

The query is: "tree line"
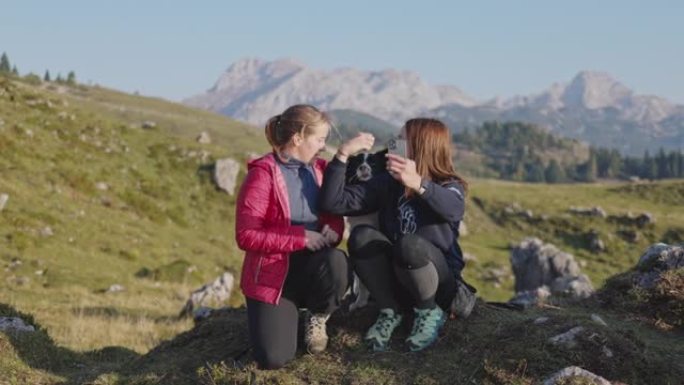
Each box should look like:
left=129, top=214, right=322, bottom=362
left=1, top=52, right=77, bottom=85
left=454, top=121, right=683, bottom=183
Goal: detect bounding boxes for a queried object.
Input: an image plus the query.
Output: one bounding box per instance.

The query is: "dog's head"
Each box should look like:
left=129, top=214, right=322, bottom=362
left=345, top=149, right=388, bottom=185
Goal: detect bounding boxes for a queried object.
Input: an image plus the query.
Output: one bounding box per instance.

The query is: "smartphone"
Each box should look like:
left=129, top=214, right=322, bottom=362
left=387, top=138, right=407, bottom=158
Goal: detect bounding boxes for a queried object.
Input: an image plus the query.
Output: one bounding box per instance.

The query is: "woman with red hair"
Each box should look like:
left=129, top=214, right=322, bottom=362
left=320, top=118, right=475, bottom=352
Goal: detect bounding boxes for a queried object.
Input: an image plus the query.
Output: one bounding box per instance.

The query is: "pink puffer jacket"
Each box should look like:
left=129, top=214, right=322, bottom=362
left=235, top=153, right=344, bottom=305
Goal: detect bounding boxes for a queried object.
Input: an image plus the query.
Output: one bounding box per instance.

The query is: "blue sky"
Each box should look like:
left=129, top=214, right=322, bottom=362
left=2, top=0, right=682, bottom=103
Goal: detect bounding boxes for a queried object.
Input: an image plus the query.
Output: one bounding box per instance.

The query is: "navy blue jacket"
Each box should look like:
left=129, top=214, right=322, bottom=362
left=319, top=157, right=467, bottom=277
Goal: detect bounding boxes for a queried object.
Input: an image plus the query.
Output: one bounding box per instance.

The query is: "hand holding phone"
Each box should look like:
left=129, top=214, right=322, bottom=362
left=387, top=138, right=407, bottom=158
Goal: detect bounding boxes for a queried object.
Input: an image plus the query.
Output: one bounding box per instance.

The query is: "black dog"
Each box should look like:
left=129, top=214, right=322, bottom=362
left=343, top=148, right=387, bottom=311
left=345, top=148, right=388, bottom=185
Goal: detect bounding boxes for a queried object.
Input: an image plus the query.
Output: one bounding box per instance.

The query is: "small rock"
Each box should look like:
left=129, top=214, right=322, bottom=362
left=509, top=286, right=551, bottom=308
left=178, top=272, right=234, bottom=318
left=9, top=258, right=22, bottom=267
left=543, top=366, right=611, bottom=385
left=569, top=206, right=607, bottom=218
left=549, top=326, right=585, bottom=348
left=95, top=182, right=109, bottom=191
left=39, top=226, right=54, bottom=237
left=591, top=314, right=608, bottom=327
left=463, top=253, right=477, bottom=263
left=192, top=306, right=213, bottom=323
left=107, top=284, right=125, bottom=293
left=550, top=274, right=594, bottom=299
left=196, top=131, right=212, bottom=144
left=533, top=316, right=550, bottom=325
left=458, top=221, right=468, bottom=236
left=141, top=121, right=157, bottom=129
left=636, top=212, right=654, bottom=228
left=213, top=158, right=240, bottom=195
left=0, top=317, right=35, bottom=333
left=602, top=346, right=614, bottom=358
left=0, top=193, right=8, bottom=211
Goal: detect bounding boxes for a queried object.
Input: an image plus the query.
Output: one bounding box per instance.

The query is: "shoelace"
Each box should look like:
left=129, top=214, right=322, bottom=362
left=375, top=312, right=398, bottom=335
left=307, top=314, right=328, bottom=337
left=411, top=310, right=435, bottom=335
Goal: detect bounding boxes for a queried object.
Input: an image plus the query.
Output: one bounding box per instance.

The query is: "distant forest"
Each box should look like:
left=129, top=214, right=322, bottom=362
left=454, top=121, right=684, bottom=183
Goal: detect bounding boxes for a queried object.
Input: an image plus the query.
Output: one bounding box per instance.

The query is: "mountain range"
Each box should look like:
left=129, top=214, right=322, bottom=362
left=184, top=58, right=684, bottom=155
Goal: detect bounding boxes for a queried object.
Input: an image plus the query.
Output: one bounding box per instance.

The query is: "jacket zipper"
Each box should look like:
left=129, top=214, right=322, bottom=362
left=254, top=255, right=263, bottom=283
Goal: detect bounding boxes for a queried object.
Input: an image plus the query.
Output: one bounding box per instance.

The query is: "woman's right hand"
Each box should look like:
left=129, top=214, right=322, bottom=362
left=337, top=133, right=375, bottom=162
left=305, top=230, right=327, bottom=251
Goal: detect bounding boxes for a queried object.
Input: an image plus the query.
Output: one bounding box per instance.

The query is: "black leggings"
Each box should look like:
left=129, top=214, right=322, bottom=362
left=246, top=247, right=349, bottom=370
left=348, top=225, right=456, bottom=311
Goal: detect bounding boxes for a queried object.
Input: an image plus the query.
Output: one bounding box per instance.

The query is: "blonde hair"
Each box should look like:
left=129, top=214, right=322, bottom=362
left=264, top=104, right=331, bottom=151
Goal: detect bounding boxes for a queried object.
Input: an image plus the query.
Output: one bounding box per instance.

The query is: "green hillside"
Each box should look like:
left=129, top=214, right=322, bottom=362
left=1, top=75, right=682, bottom=384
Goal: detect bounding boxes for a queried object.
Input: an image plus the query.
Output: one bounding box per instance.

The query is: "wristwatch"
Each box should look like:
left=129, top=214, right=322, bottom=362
left=417, top=180, right=428, bottom=195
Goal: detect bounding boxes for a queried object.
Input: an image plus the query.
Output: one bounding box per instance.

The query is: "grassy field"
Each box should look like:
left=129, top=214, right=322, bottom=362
left=1, top=74, right=682, bottom=384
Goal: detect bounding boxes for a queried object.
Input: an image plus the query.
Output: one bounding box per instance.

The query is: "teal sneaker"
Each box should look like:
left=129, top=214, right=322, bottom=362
left=364, top=308, right=403, bottom=352
left=405, top=306, right=446, bottom=352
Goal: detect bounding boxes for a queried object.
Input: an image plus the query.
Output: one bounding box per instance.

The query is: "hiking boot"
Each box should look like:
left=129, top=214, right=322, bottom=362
left=405, top=306, right=446, bottom=352
left=450, top=280, right=477, bottom=319
left=364, top=308, right=403, bottom=352
left=304, top=312, right=330, bottom=354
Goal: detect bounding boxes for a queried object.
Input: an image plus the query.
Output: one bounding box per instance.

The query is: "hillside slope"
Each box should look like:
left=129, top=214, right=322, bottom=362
left=1, top=75, right=683, bottom=384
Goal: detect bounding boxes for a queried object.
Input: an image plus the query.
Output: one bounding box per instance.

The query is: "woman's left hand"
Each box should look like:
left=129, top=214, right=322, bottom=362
left=321, top=224, right=340, bottom=246
left=386, top=154, right=422, bottom=191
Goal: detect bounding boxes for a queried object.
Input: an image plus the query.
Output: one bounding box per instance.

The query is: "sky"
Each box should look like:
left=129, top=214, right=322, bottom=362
left=2, top=0, right=682, bottom=103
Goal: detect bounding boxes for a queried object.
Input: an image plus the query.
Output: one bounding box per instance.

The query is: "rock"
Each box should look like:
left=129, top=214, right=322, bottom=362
left=588, top=230, right=606, bottom=253
left=568, top=206, right=607, bottom=218
left=463, top=253, right=478, bottom=263
left=635, top=212, right=654, bottom=228
left=534, top=316, right=550, bottom=325
left=550, top=274, right=594, bottom=299
left=482, top=266, right=509, bottom=285
left=601, top=346, right=614, bottom=358
left=635, top=243, right=684, bottom=289
left=192, top=306, right=214, bottom=323
left=107, top=284, right=125, bottom=293
left=0, top=317, right=35, bottom=333
left=9, top=258, right=22, bottom=269
left=548, top=326, right=585, bottom=348
left=141, top=121, right=157, bottom=129
left=39, top=226, right=54, bottom=237
left=178, top=272, right=234, bottom=318
left=509, top=286, right=551, bottom=308
left=10, top=276, right=30, bottom=286
left=246, top=151, right=261, bottom=160
left=458, top=221, right=468, bottom=236
left=0, top=193, right=8, bottom=211
left=213, top=158, right=240, bottom=195
left=196, top=131, right=211, bottom=144
left=609, top=212, right=655, bottom=228
left=95, top=182, right=109, bottom=191
left=199, top=150, right=211, bottom=163
left=617, top=229, right=639, bottom=243
left=591, top=313, right=608, bottom=327
left=543, top=366, right=611, bottom=385
left=510, top=238, right=582, bottom=293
